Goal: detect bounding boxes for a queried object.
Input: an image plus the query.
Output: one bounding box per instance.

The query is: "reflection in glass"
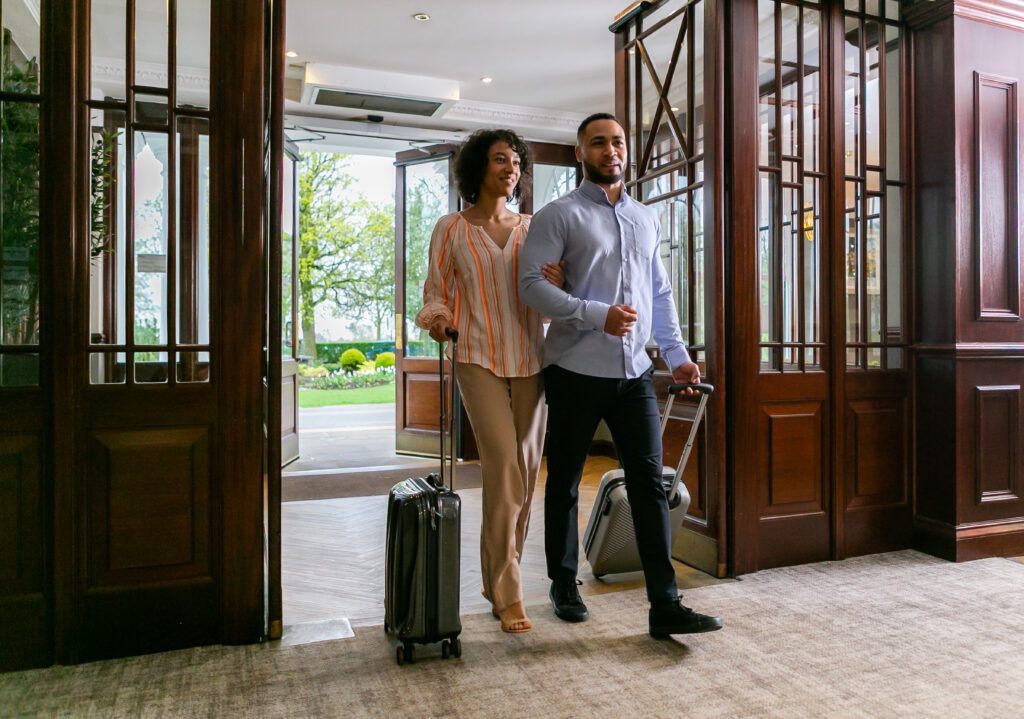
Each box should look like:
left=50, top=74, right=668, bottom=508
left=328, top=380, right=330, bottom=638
left=532, top=164, right=575, bottom=212
left=92, top=0, right=127, bottom=98
left=282, top=155, right=296, bottom=357
left=1, top=3, right=41, bottom=94
left=405, top=159, right=450, bottom=357
left=176, top=118, right=211, bottom=349
left=135, top=0, right=169, bottom=88
left=134, top=132, right=169, bottom=349
left=89, top=111, right=127, bottom=346
left=1, top=101, right=40, bottom=350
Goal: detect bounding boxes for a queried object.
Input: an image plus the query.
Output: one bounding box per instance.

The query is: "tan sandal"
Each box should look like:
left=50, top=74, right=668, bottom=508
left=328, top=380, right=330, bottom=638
left=494, top=602, right=532, bottom=633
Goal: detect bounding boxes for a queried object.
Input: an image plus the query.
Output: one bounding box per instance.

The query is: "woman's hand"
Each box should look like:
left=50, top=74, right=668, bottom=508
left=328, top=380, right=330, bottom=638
left=542, top=260, right=567, bottom=289
left=428, top=317, right=452, bottom=343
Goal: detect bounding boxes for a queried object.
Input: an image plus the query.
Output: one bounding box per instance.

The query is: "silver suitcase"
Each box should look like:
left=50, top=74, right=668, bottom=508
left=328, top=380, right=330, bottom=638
left=384, top=330, right=462, bottom=664
left=583, top=382, right=713, bottom=578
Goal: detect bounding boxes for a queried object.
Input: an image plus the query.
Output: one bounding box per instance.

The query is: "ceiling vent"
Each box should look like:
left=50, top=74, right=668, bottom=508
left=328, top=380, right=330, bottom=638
left=302, top=64, right=459, bottom=119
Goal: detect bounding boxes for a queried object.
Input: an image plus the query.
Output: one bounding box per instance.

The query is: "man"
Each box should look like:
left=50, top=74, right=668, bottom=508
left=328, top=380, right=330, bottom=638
left=518, top=113, right=722, bottom=639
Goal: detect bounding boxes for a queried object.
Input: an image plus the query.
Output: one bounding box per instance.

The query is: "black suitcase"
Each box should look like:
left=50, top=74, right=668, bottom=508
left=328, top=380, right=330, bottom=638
left=384, top=330, right=462, bottom=665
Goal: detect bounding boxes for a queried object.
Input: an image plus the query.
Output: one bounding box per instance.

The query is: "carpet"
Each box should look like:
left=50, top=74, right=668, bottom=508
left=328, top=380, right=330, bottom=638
left=4, top=551, right=1024, bottom=718
left=282, top=462, right=483, bottom=501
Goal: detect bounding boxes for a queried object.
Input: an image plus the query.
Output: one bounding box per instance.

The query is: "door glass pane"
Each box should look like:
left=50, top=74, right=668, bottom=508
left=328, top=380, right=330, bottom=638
left=92, top=0, right=126, bottom=98
left=1, top=1, right=41, bottom=93
left=175, top=117, right=211, bottom=382
left=89, top=110, right=127, bottom=347
left=405, top=158, right=449, bottom=357
left=803, top=8, right=821, bottom=174
left=692, top=186, right=705, bottom=348
left=886, top=184, right=902, bottom=340
left=177, top=0, right=211, bottom=109
left=1, top=101, right=40, bottom=352
left=282, top=155, right=296, bottom=358
left=134, top=132, right=169, bottom=355
left=884, top=24, right=901, bottom=181
left=532, top=164, right=576, bottom=212
left=135, top=0, right=169, bottom=88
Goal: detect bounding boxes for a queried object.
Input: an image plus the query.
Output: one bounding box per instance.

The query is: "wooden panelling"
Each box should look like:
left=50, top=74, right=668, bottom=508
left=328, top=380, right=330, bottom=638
left=403, top=369, right=443, bottom=431
left=973, top=72, right=1020, bottom=322
left=0, top=435, right=42, bottom=587
left=975, top=385, right=1021, bottom=502
left=760, top=403, right=823, bottom=514
left=86, top=427, right=210, bottom=587
left=848, top=399, right=905, bottom=506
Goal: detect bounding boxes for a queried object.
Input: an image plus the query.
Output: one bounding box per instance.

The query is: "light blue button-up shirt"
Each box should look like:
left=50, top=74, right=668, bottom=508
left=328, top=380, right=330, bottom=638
left=518, top=179, right=691, bottom=379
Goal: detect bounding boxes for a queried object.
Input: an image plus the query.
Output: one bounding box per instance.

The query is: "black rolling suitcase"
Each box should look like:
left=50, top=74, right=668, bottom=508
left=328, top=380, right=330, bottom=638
left=384, top=329, right=462, bottom=665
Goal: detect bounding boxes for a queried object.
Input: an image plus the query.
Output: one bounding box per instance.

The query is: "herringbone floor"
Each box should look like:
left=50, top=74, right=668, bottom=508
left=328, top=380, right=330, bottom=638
left=282, top=456, right=726, bottom=629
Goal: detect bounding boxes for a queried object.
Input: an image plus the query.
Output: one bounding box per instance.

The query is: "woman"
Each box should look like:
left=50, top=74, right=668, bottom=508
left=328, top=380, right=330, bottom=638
left=416, top=129, right=563, bottom=634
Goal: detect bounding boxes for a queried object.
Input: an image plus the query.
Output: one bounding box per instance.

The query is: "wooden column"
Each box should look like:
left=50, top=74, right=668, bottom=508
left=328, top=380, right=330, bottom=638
left=908, top=0, right=1024, bottom=560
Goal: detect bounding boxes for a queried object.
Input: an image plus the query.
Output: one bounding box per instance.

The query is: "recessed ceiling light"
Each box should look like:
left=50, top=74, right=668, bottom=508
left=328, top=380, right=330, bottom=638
left=481, top=76, right=493, bottom=83
left=285, top=50, right=298, bottom=58
left=628, top=48, right=636, bottom=55
left=412, top=12, right=430, bottom=21
left=671, top=106, right=679, bottom=112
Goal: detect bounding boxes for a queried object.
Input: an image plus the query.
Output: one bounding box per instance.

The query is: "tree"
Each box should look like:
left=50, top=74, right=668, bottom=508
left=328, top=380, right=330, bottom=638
left=298, top=152, right=394, bottom=360
left=335, top=201, right=394, bottom=340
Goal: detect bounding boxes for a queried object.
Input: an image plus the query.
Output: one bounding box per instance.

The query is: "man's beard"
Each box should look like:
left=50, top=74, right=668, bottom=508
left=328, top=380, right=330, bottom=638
left=582, top=157, right=623, bottom=185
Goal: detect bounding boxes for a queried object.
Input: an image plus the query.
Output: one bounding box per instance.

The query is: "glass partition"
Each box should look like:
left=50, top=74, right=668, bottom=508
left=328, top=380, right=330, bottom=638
left=403, top=158, right=450, bottom=357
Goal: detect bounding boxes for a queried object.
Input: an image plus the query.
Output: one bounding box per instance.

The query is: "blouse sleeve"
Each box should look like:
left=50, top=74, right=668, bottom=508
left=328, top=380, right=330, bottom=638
left=414, top=215, right=457, bottom=330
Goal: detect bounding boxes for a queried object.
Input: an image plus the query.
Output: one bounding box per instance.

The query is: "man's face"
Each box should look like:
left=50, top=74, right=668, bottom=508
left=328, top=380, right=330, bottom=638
left=575, top=119, right=627, bottom=185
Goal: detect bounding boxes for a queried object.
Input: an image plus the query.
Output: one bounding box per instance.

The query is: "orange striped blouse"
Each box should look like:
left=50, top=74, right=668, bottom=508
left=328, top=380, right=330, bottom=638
left=415, top=212, right=544, bottom=378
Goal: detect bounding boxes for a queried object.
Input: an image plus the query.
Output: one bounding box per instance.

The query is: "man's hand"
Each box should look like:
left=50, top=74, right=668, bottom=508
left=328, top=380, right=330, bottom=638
left=604, top=304, right=637, bottom=336
left=671, top=361, right=701, bottom=395
left=428, top=317, right=452, bottom=343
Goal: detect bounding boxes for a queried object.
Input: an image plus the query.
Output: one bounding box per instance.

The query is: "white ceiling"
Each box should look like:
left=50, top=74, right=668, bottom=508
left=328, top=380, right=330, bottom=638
left=285, top=0, right=631, bottom=151
left=78, top=0, right=632, bottom=152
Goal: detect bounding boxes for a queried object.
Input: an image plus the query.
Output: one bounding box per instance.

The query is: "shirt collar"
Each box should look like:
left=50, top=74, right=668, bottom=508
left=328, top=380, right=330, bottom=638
left=579, top=178, right=627, bottom=208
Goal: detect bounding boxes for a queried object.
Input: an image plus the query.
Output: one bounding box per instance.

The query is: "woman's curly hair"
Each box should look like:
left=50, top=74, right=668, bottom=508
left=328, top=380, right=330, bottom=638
left=454, top=129, right=531, bottom=204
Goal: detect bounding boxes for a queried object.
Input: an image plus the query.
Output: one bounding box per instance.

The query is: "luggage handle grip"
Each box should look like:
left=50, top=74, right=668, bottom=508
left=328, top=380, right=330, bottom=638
left=668, top=382, right=714, bottom=395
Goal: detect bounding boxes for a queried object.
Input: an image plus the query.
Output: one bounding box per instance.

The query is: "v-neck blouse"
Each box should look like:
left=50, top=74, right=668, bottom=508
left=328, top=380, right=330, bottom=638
left=416, top=211, right=543, bottom=378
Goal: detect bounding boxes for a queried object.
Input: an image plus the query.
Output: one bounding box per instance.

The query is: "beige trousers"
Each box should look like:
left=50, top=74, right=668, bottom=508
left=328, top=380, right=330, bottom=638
left=456, top=362, right=547, bottom=612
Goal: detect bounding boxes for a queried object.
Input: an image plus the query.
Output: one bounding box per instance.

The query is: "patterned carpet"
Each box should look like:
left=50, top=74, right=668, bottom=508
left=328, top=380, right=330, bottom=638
left=3, top=551, right=1024, bottom=718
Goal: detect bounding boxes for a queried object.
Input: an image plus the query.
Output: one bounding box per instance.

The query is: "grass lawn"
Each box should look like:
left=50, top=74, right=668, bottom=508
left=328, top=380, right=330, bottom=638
left=299, top=382, right=395, bottom=408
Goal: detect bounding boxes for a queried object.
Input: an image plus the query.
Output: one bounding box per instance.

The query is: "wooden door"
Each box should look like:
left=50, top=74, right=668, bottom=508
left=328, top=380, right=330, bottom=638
left=280, top=144, right=300, bottom=467
left=729, top=0, right=910, bottom=572
left=394, top=145, right=460, bottom=457
left=0, top=0, right=51, bottom=671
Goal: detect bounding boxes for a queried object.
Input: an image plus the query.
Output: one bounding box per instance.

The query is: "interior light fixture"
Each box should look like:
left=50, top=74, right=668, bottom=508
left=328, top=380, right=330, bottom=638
left=481, top=76, right=493, bottom=83
left=671, top=106, right=679, bottom=112
left=412, top=12, right=430, bottom=21
left=285, top=50, right=298, bottom=58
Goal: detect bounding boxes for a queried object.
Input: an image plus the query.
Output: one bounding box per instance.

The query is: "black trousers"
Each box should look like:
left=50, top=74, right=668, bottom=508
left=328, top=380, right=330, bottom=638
left=543, top=364, right=678, bottom=603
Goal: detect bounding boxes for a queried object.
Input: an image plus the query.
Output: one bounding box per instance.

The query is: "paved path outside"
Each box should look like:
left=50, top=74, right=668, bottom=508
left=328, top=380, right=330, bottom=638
left=285, top=403, right=434, bottom=473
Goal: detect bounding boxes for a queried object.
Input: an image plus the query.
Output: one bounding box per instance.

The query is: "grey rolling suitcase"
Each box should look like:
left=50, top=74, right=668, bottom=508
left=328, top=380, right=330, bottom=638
left=384, top=330, right=462, bottom=665
left=583, top=382, right=714, bottom=578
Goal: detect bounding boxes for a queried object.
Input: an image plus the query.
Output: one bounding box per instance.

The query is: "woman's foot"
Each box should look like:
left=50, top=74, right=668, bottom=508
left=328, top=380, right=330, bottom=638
left=495, top=601, right=532, bottom=633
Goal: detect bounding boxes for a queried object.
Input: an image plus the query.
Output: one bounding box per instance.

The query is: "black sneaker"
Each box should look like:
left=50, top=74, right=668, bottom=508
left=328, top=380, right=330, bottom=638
left=649, top=597, right=723, bottom=638
left=549, top=580, right=589, bottom=622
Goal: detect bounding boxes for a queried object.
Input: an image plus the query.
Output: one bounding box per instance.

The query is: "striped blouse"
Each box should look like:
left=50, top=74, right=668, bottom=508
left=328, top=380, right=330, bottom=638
left=415, top=212, right=544, bottom=378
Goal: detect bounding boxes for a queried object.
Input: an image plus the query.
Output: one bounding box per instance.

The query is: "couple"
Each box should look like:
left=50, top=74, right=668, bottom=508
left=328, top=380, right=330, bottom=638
left=415, top=114, right=723, bottom=639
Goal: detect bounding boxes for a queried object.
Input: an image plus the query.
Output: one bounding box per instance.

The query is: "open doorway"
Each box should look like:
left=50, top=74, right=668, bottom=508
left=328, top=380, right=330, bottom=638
left=281, top=145, right=438, bottom=506
left=274, top=0, right=724, bottom=639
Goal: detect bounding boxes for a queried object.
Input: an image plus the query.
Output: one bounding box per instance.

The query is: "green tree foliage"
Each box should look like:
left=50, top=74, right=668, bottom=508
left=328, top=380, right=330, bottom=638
left=297, top=152, right=395, bottom=360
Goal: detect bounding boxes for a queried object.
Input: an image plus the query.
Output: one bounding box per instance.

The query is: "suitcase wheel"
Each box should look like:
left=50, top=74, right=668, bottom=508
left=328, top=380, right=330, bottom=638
left=452, top=637, right=462, bottom=659
left=396, top=643, right=414, bottom=666
left=441, top=639, right=451, bottom=659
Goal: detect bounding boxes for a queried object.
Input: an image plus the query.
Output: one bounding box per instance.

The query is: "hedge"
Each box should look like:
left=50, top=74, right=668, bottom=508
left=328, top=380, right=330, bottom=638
left=315, top=341, right=395, bottom=363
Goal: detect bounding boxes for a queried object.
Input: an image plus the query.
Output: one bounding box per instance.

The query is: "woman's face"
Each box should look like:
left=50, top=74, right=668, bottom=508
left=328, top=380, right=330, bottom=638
left=481, top=141, right=521, bottom=199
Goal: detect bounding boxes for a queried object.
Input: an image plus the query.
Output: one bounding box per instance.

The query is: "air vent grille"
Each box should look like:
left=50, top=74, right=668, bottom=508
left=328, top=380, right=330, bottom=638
left=312, top=89, right=442, bottom=116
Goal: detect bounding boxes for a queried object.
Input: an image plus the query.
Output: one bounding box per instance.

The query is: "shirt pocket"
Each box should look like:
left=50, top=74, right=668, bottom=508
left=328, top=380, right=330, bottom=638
left=625, top=219, right=658, bottom=260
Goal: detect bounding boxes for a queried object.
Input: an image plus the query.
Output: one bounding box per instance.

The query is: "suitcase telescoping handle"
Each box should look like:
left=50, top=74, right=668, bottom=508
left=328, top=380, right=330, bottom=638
left=661, top=382, right=714, bottom=502
left=438, top=328, right=459, bottom=492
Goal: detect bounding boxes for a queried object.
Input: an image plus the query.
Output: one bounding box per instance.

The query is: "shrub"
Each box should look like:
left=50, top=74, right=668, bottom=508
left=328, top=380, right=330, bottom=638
left=375, top=351, right=396, bottom=370
left=310, top=368, right=395, bottom=390
left=315, top=341, right=396, bottom=363
left=297, top=364, right=329, bottom=379
left=340, top=348, right=366, bottom=372
left=359, top=359, right=377, bottom=373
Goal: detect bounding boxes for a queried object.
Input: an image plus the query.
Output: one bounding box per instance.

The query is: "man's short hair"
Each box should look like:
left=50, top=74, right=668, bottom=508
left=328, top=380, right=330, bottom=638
left=577, top=112, right=621, bottom=144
